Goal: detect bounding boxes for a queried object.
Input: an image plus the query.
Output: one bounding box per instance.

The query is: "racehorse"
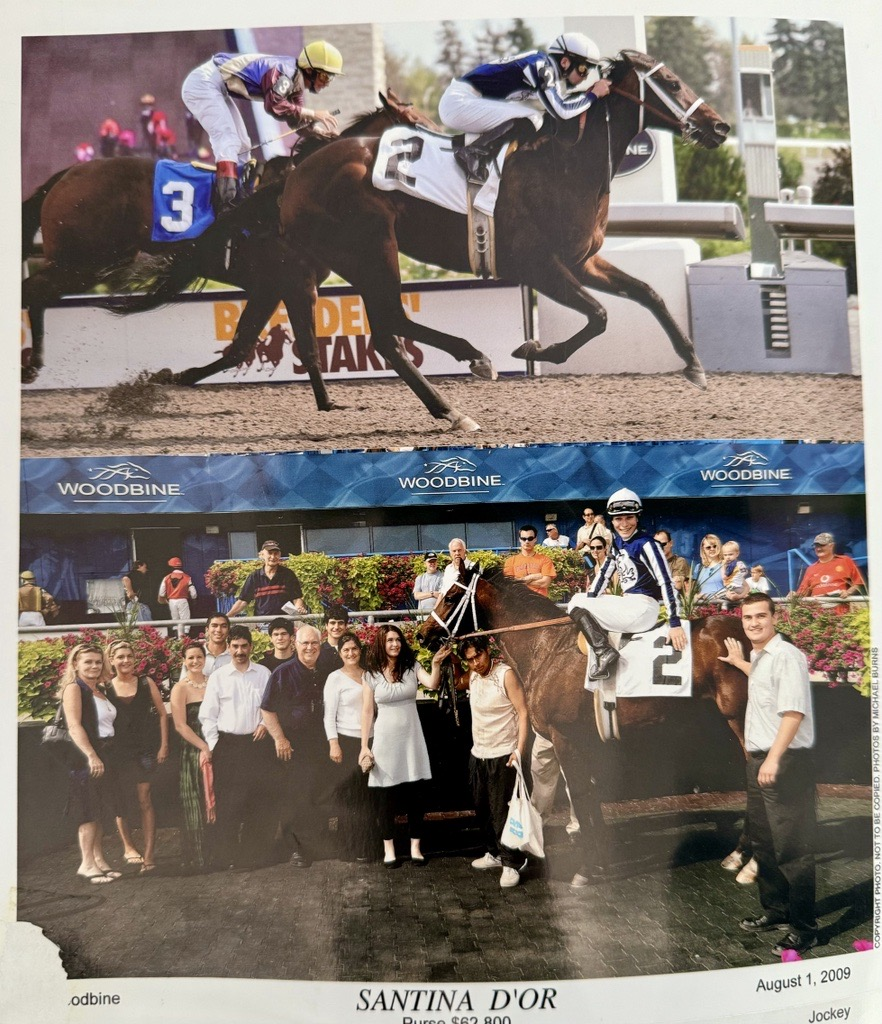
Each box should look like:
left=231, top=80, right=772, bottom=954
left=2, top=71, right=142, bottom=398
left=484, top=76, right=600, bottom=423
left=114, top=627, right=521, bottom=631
left=264, top=50, right=730, bottom=429
left=418, top=566, right=750, bottom=885
left=21, top=93, right=433, bottom=394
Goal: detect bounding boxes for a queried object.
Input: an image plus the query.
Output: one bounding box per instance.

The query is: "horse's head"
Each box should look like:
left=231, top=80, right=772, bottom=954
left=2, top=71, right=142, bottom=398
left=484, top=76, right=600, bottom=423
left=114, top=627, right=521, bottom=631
left=379, top=90, right=442, bottom=133
left=609, top=50, right=730, bottom=149
left=417, top=563, right=484, bottom=651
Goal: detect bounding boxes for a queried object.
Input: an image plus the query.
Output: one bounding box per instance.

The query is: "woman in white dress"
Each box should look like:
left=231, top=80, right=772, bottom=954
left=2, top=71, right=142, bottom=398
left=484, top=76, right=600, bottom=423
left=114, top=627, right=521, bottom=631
left=359, top=624, right=447, bottom=867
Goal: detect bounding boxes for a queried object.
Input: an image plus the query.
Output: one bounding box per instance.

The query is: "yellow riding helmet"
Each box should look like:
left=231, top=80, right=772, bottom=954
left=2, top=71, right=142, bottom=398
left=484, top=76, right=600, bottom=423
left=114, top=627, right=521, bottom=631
left=297, top=40, right=344, bottom=76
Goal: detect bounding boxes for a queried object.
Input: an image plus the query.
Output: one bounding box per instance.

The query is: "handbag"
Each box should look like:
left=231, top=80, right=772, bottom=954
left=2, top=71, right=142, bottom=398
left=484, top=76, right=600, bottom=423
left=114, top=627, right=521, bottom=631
left=41, top=704, right=86, bottom=771
left=500, top=751, right=545, bottom=859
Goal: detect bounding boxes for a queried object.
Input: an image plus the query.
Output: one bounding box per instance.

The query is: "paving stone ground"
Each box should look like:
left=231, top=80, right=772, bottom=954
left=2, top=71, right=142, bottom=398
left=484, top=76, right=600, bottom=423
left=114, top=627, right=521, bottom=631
left=17, top=789, right=873, bottom=983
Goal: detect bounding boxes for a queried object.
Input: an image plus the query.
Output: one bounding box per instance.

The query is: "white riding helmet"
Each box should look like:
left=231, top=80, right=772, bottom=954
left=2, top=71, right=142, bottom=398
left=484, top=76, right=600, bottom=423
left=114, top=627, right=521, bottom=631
left=548, top=32, right=602, bottom=66
left=607, top=488, right=643, bottom=517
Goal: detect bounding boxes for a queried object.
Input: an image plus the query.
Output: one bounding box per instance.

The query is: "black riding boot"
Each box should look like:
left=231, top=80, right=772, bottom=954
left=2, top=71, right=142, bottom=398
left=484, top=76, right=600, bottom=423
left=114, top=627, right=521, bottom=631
left=454, top=118, right=530, bottom=183
left=214, top=162, right=240, bottom=215
left=569, top=607, right=619, bottom=680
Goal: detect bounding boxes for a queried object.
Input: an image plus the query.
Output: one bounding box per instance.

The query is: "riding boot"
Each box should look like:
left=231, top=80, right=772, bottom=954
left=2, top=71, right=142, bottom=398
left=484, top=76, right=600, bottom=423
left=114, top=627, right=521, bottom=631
left=214, top=161, right=240, bottom=215
left=454, top=118, right=532, bottom=184
left=569, top=607, right=619, bottom=680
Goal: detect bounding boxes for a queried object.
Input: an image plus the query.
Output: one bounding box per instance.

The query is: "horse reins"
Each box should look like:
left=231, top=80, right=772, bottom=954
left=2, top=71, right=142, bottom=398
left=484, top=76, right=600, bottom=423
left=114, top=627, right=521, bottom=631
left=608, top=61, right=705, bottom=134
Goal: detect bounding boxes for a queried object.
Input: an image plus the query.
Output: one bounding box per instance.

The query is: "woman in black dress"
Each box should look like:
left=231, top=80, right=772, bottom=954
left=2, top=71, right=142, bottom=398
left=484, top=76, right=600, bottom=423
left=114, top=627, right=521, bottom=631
left=106, top=639, right=169, bottom=872
left=59, top=643, right=120, bottom=884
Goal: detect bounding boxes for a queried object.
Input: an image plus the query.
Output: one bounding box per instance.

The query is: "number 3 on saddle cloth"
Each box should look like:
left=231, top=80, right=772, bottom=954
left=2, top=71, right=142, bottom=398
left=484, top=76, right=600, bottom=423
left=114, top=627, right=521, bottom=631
left=150, top=159, right=253, bottom=242
left=578, top=622, right=693, bottom=742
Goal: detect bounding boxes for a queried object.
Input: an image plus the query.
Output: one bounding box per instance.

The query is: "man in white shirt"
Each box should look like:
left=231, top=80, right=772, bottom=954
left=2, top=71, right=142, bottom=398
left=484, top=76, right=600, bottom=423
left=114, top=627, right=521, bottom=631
left=441, top=538, right=476, bottom=594
left=199, top=625, right=273, bottom=868
left=541, top=523, right=570, bottom=548
left=720, top=592, right=817, bottom=955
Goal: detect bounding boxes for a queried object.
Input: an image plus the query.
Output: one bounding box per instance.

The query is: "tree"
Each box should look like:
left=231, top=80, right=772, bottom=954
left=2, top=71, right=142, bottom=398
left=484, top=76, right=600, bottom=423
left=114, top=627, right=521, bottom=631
left=437, top=21, right=469, bottom=79
left=767, top=19, right=848, bottom=128
left=674, top=139, right=746, bottom=211
left=506, top=18, right=535, bottom=55
left=811, top=147, right=856, bottom=292
left=646, top=17, right=718, bottom=101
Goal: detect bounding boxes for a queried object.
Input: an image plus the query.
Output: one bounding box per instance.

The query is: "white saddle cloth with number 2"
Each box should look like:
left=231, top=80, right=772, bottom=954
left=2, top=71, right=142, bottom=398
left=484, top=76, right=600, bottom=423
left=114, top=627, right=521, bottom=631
left=588, top=621, right=693, bottom=698
left=372, top=126, right=505, bottom=217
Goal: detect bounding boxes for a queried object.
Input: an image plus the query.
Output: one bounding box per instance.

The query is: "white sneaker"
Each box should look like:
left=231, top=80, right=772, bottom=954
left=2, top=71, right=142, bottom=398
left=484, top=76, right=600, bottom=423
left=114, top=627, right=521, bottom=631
left=736, top=857, right=758, bottom=884
left=471, top=853, right=502, bottom=870
left=500, top=866, right=521, bottom=888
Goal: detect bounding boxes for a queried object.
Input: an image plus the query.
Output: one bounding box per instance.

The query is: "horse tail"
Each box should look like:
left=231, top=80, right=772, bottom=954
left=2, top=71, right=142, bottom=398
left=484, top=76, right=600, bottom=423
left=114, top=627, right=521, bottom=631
left=22, top=167, right=71, bottom=256
left=104, top=180, right=286, bottom=316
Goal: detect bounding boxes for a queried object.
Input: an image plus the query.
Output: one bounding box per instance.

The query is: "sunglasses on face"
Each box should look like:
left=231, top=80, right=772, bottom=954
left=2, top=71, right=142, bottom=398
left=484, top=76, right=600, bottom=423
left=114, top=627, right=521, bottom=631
left=520, top=536, right=536, bottom=542
left=589, top=545, right=605, bottom=552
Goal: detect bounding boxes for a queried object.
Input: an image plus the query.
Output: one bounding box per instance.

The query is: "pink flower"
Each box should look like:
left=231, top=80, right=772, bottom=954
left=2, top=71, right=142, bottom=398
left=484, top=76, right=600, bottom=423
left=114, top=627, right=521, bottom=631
left=852, top=939, right=873, bottom=952
left=780, top=949, right=802, bottom=963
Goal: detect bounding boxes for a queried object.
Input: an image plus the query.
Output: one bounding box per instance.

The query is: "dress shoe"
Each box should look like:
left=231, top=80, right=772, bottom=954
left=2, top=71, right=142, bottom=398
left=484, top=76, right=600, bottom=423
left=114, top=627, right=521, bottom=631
left=773, top=931, right=819, bottom=955
left=383, top=857, right=400, bottom=869
left=739, top=913, right=788, bottom=933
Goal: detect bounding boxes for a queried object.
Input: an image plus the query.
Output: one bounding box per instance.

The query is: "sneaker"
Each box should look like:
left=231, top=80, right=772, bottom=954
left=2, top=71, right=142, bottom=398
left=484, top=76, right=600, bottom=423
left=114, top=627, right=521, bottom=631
left=721, top=850, right=746, bottom=872
left=500, top=866, right=521, bottom=888
left=736, top=857, right=759, bottom=884
left=471, top=853, right=502, bottom=870
left=739, top=914, right=788, bottom=933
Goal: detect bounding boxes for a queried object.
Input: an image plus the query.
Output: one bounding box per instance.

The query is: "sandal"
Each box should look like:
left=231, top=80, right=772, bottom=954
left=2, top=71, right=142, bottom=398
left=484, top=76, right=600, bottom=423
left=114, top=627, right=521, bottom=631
left=140, top=863, right=156, bottom=874
left=77, top=871, right=115, bottom=885
left=102, top=870, right=123, bottom=879
left=124, top=854, right=143, bottom=865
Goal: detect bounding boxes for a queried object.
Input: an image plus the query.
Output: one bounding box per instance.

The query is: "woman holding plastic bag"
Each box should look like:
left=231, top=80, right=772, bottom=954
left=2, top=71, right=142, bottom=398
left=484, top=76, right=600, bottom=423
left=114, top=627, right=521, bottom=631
left=444, top=635, right=533, bottom=888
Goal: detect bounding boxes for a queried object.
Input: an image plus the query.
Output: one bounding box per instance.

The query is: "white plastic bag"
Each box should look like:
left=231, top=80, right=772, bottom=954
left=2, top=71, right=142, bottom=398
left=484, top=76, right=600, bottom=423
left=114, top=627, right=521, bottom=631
left=500, top=751, right=545, bottom=858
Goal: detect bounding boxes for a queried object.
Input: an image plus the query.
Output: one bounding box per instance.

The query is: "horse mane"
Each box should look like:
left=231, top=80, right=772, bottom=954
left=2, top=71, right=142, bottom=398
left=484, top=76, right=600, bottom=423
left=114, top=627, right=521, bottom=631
left=607, top=49, right=655, bottom=85
left=476, top=566, right=568, bottom=620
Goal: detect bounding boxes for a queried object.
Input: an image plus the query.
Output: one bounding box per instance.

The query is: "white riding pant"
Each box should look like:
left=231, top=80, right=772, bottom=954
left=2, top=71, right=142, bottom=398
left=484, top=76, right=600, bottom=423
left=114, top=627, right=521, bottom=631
left=168, top=598, right=191, bottom=637
left=567, top=592, right=660, bottom=634
left=438, top=78, right=544, bottom=135
left=182, top=61, right=251, bottom=163
left=530, top=732, right=580, bottom=833
left=19, top=611, right=45, bottom=627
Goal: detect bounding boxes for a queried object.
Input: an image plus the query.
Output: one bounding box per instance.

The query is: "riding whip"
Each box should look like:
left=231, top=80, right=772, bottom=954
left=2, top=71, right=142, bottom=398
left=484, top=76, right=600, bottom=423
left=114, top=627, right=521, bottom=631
left=239, top=110, right=342, bottom=155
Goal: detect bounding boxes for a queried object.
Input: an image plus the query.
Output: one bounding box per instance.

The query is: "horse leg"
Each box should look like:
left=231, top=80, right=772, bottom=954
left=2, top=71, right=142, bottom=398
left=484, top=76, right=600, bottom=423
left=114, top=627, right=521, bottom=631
left=383, top=310, right=497, bottom=381
left=551, top=724, right=609, bottom=881
left=280, top=274, right=342, bottom=412
left=514, top=254, right=707, bottom=390
left=170, top=288, right=280, bottom=387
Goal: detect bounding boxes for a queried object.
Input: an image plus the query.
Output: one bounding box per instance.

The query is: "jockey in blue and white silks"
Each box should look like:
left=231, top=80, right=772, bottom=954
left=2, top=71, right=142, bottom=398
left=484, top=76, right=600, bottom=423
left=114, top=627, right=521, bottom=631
left=438, top=32, right=611, bottom=182
left=568, top=488, right=687, bottom=681
left=181, top=41, right=343, bottom=211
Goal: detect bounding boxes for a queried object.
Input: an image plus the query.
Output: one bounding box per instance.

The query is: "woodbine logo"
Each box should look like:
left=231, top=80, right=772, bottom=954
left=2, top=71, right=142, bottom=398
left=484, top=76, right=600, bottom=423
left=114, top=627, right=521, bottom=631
left=55, top=462, right=183, bottom=502
left=397, top=456, right=503, bottom=496
left=699, top=450, right=793, bottom=486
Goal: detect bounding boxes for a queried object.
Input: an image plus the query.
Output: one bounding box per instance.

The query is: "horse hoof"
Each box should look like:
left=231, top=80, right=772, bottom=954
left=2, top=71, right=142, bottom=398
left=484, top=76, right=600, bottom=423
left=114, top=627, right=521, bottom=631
left=511, top=339, right=542, bottom=360
left=683, top=364, right=708, bottom=390
left=21, top=366, right=40, bottom=384
left=443, top=411, right=482, bottom=432
left=149, top=368, right=176, bottom=385
left=469, top=358, right=498, bottom=381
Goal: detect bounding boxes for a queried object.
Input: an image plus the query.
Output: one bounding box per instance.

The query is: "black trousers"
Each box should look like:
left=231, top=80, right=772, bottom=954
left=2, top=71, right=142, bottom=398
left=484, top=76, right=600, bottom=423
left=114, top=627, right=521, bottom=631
left=212, top=732, right=276, bottom=868
left=746, top=748, right=817, bottom=936
left=469, top=753, right=521, bottom=868
left=278, top=718, right=337, bottom=859
left=373, top=780, right=428, bottom=840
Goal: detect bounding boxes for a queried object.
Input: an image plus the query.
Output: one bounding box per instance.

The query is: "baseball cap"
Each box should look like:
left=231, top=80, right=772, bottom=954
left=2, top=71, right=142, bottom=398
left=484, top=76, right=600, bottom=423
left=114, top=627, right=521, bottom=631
left=813, top=532, right=834, bottom=545
left=20, top=570, right=36, bottom=580
left=168, top=557, right=183, bottom=568
left=425, top=552, right=438, bottom=560
left=261, top=540, right=282, bottom=552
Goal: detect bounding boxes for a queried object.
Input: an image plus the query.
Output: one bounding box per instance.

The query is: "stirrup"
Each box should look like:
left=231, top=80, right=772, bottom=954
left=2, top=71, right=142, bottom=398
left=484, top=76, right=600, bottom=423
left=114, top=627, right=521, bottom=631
left=594, top=686, right=620, bottom=742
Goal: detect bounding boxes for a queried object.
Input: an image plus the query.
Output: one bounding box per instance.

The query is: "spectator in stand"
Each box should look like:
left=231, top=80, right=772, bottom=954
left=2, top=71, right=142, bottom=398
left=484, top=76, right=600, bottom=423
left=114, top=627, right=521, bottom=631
left=122, top=560, right=152, bottom=622
left=323, top=631, right=377, bottom=861
left=541, top=523, right=570, bottom=548
left=720, top=541, right=750, bottom=605
left=260, top=617, right=296, bottom=672
left=261, top=624, right=337, bottom=866
left=585, top=536, right=611, bottom=587
left=227, top=540, right=307, bottom=618
left=793, top=533, right=866, bottom=602
left=318, top=605, right=350, bottom=674
left=154, top=123, right=178, bottom=159
left=441, top=538, right=476, bottom=594
left=198, top=625, right=274, bottom=869
left=105, top=639, right=169, bottom=874
left=117, top=129, right=136, bottom=156
left=749, top=565, right=773, bottom=594
left=202, top=613, right=232, bottom=675
left=58, top=643, right=120, bottom=884
left=654, top=530, right=692, bottom=593
left=170, top=641, right=214, bottom=873
left=359, top=624, right=447, bottom=866
left=504, top=525, right=556, bottom=596
left=591, top=514, right=613, bottom=547
left=18, top=570, right=59, bottom=627
left=413, top=553, right=445, bottom=613
left=158, top=557, right=197, bottom=637
left=695, top=534, right=725, bottom=600
left=98, top=117, right=120, bottom=158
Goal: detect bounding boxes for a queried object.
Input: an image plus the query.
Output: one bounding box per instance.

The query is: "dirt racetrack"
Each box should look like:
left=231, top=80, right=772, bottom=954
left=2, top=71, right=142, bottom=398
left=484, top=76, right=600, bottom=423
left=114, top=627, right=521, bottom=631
left=20, top=371, right=863, bottom=457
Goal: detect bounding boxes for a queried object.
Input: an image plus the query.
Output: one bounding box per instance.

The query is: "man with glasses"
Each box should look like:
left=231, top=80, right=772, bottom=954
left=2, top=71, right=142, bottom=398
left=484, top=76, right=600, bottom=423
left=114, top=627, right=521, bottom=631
left=182, top=41, right=343, bottom=211
left=793, top=532, right=865, bottom=601
left=541, top=523, right=570, bottom=548
left=261, top=624, right=336, bottom=867
left=653, top=529, right=692, bottom=593
left=438, top=32, right=611, bottom=183
left=568, top=489, right=685, bottom=682
left=504, top=526, right=557, bottom=596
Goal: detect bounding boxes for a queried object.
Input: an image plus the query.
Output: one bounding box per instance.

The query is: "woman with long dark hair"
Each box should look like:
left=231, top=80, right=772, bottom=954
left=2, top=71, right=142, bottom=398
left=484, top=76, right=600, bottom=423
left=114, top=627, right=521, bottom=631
left=58, top=643, right=120, bottom=883
left=358, top=624, right=446, bottom=867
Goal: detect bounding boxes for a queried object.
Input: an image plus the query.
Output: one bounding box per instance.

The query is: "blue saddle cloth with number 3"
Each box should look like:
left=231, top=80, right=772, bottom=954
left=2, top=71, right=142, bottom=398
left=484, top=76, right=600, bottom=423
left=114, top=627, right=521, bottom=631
left=151, top=160, right=216, bottom=242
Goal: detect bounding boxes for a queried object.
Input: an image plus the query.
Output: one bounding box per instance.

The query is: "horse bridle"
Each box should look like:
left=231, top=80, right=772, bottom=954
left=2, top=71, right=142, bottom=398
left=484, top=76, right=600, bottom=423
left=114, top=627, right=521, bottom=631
left=611, top=60, right=705, bottom=136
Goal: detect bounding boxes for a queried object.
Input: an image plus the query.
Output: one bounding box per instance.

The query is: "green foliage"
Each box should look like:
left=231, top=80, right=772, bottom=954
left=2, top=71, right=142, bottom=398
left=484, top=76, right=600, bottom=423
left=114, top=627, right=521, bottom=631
left=768, top=20, right=849, bottom=127
left=289, top=553, right=348, bottom=611
left=846, top=606, right=871, bottom=696
left=776, top=600, right=868, bottom=691
left=811, top=147, right=856, bottom=293
left=345, top=555, right=386, bottom=612
left=778, top=151, right=803, bottom=191
left=646, top=17, right=719, bottom=101
left=675, top=139, right=747, bottom=210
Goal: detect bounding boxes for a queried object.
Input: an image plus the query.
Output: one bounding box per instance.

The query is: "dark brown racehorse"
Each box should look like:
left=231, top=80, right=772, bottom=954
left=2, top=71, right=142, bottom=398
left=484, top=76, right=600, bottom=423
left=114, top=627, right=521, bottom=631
left=418, top=566, right=749, bottom=884
left=21, top=93, right=432, bottom=393
left=268, top=50, right=730, bottom=428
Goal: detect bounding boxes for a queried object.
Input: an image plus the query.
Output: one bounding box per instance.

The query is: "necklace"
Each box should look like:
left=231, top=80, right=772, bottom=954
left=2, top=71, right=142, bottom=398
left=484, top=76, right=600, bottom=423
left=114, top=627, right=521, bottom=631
left=186, top=676, right=207, bottom=689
